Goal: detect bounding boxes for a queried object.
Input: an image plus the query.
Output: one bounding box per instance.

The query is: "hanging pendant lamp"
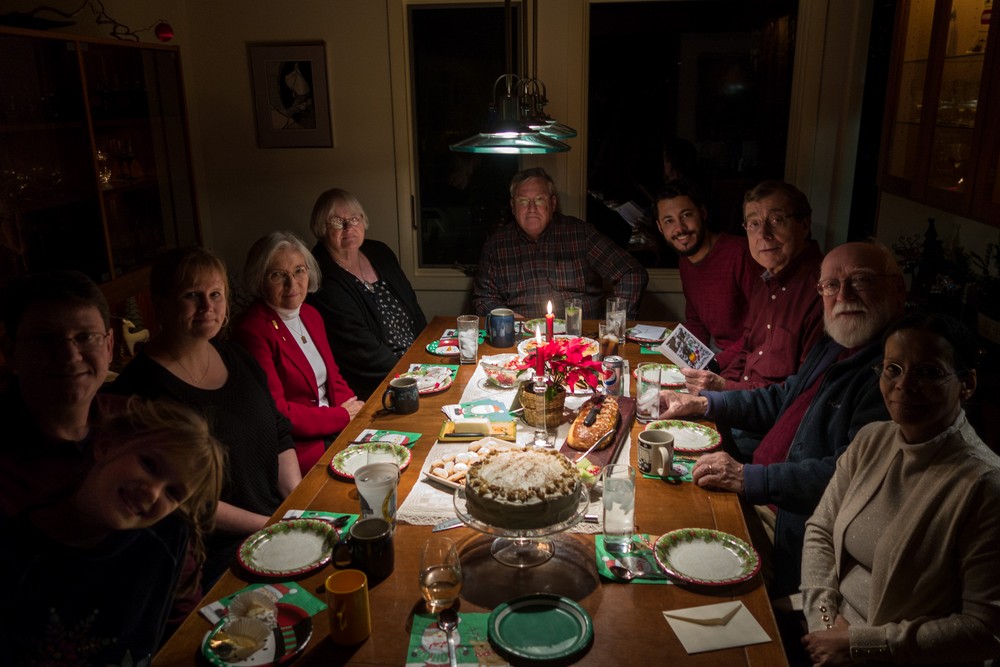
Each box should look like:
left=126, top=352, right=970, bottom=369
left=449, top=0, right=571, bottom=155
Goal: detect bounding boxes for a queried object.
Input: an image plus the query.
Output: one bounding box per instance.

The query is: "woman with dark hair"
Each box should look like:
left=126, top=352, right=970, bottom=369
left=234, top=231, right=364, bottom=474
left=800, top=312, right=1000, bottom=666
left=306, top=188, right=427, bottom=398
left=112, top=247, right=301, bottom=586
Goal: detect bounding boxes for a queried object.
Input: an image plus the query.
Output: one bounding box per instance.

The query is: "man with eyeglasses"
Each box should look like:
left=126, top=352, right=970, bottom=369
left=681, top=181, right=825, bottom=398
left=658, top=241, right=906, bottom=598
left=473, top=167, right=648, bottom=319
left=0, top=270, right=122, bottom=516
left=654, top=179, right=758, bottom=365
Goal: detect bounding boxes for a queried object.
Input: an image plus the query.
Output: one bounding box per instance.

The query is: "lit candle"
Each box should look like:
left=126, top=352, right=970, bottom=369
left=545, top=300, right=555, bottom=341
left=535, top=325, right=545, bottom=377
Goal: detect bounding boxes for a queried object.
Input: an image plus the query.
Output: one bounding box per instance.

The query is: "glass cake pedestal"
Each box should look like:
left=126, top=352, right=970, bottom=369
left=454, top=486, right=589, bottom=568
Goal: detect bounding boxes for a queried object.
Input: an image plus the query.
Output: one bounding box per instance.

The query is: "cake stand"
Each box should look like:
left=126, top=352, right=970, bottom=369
left=453, top=486, right=589, bottom=568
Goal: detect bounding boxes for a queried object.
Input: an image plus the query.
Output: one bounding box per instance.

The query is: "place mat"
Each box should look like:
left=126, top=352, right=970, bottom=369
left=397, top=440, right=604, bottom=533
left=199, top=581, right=326, bottom=625
left=641, top=457, right=696, bottom=482
left=353, top=428, right=421, bottom=447
left=595, top=534, right=672, bottom=585
left=405, top=612, right=507, bottom=666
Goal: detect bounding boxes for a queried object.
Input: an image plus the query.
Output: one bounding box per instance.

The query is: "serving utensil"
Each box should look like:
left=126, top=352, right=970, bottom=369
left=609, top=564, right=668, bottom=582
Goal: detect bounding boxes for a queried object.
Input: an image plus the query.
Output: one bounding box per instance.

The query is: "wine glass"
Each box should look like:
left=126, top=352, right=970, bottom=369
left=419, top=536, right=462, bottom=613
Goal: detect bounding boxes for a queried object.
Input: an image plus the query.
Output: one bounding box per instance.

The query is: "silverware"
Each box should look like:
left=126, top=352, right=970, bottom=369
left=609, top=564, right=668, bottom=581
left=582, top=394, right=605, bottom=426
left=432, top=517, right=463, bottom=532
left=438, top=608, right=460, bottom=667
left=573, top=428, right=615, bottom=462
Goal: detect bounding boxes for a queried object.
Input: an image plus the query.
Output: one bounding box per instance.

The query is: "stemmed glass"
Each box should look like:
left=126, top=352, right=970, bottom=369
left=419, top=536, right=463, bottom=613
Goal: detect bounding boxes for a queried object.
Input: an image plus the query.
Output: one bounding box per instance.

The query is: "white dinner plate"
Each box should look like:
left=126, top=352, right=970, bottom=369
left=643, top=420, right=721, bottom=453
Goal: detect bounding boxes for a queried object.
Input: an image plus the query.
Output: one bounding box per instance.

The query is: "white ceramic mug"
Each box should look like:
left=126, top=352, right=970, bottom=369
left=637, top=429, right=674, bottom=476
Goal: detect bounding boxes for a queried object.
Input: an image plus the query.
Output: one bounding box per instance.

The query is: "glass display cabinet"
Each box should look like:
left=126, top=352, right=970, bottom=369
left=879, top=0, right=999, bottom=226
left=0, top=26, right=200, bottom=295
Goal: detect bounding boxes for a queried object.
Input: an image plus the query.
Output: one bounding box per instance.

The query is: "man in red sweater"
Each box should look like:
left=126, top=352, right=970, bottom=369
left=682, top=181, right=824, bottom=394
left=655, top=179, right=759, bottom=364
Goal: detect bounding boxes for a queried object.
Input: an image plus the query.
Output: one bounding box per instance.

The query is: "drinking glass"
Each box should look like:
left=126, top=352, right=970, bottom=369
left=457, top=315, right=479, bottom=364
left=601, top=464, right=635, bottom=553
left=419, top=536, right=463, bottom=613
left=635, top=363, right=662, bottom=422
left=564, top=297, right=583, bottom=337
left=598, top=322, right=619, bottom=360
left=606, top=297, right=626, bottom=338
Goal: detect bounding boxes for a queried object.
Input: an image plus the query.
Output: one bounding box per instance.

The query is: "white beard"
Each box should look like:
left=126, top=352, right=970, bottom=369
left=824, top=302, right=886, bottom=348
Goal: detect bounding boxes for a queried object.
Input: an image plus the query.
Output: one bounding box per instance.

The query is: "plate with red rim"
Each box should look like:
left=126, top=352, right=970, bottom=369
left=521, top=317, right=566, bottom=336
left=653, top=528, right=760, bottom=586
left=632, top=363, right=685, bottom=388
left=237, top=519, right=338, bottom=578
left=517, top=335, right=599, bottom=358
left=328, top=442, right=411, bottom=479
left=643, top=420, right=721, bottom=452
left=201, top=602, right=313, bottom=666
left=397, top=366, right=456, bottom=394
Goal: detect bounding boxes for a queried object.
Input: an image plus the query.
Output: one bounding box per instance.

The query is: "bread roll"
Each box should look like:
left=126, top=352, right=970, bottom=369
left=566, top=396, right=619, bottom=451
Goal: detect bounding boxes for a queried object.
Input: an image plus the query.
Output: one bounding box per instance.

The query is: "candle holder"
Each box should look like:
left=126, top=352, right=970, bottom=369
left=531, top=373, right=554, bottom=448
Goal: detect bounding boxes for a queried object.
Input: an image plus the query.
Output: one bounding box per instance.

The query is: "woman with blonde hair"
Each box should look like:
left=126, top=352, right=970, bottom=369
left=113, top=246, right=301, bottom=586
left=2, top=398, right=224, bottom=666
left=235, top=231, right=364, bottom=473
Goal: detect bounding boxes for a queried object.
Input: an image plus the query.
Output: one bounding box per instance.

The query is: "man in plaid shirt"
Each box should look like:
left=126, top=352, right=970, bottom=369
left=473, top=168, right=647, bottom=319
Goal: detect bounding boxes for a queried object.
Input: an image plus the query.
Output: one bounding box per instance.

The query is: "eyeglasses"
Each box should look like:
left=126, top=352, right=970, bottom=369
left=873, top=363, right=962, bottom=387
left=328, top=215, right=364, bottom=230
left=267, top=266, right=309, bottom=284
left=514, top=196, right=551, bottom=209
left=18, top=331, right=110, bottom=350
left=742, top=212, right=795, bottom=235
left=816, top=274, right=890, bottom=296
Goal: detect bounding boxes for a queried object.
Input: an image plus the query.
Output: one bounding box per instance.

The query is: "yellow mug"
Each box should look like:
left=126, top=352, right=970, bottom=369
left=325, top=569, right=372, bottom=645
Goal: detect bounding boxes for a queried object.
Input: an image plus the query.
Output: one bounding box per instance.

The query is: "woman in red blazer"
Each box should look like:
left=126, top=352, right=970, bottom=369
left=234, top=232, right=365, bottom=474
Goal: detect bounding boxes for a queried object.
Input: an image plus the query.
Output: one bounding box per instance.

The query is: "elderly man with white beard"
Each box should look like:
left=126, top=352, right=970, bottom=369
left=657, top=241, right=906, bottom=598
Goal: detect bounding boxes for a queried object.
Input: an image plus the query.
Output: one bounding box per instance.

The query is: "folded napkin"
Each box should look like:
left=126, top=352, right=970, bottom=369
left=199, top=582, right=326, bottom=624
left=662, top=601, right=770, bottom=654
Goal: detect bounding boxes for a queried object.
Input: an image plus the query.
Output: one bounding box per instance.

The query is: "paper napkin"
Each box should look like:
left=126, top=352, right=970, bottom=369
left=662, top=601, right=770, bottom=654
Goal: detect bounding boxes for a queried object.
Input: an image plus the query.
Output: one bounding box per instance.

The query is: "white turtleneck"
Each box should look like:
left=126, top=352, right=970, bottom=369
left=274, top=305, right=329, bottom=407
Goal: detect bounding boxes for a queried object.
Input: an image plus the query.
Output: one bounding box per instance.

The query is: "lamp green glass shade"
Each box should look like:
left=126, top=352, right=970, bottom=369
left=450, top=131, right=570, bottom=154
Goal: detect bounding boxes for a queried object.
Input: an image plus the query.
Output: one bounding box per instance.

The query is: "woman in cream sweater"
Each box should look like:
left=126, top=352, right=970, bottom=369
left=800, top=312, right=1000, bottom=666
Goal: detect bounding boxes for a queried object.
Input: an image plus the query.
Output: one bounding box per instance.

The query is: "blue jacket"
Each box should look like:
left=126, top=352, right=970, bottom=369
left=705, top=335, right=890, bottom=596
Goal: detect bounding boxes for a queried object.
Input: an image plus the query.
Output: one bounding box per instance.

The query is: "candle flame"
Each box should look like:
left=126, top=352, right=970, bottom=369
left=536, top=324, right=542, bottom=343
left=547, top=301, right=553, bottom=315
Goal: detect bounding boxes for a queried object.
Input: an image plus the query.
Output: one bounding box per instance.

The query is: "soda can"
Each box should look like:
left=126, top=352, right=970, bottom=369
left=602, top=355, right=624, bottom=396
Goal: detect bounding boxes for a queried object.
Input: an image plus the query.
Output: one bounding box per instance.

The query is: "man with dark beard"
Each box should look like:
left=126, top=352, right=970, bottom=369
left=655, top=180, right=758, bottom=364
left=657, top=241, right=906, bottom=597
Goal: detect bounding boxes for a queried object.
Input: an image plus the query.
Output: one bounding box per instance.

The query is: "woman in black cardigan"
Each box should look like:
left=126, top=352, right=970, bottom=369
left=307, top=188, right=427, bottom=398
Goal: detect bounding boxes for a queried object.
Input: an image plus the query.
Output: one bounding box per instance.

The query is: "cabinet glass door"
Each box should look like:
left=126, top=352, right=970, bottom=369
left=926, top=0, right=991, bottom=194
left=886, top=0, right=937, bottom=183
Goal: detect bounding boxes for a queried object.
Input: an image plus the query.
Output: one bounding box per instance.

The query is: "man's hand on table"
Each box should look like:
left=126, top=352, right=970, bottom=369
left=682, top=368, right=725, bottom=394
left=691, top=452, right=744, bottom=494
left=658, top=390, right=708, bottom=418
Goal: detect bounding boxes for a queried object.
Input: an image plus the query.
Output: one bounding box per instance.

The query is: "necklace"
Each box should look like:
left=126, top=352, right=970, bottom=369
left=171, top=350, right=212, bottom=386
left=333, top=254, right=376, bottom=293
left=285, top=317, right=309, bottom=344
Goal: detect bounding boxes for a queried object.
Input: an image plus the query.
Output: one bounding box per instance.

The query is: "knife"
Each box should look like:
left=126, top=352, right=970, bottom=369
left=432, top=517, right=463, bottom=532
left=582, top=395, right=605, bottom=426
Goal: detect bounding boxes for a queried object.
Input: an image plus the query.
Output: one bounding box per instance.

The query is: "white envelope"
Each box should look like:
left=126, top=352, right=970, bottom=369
left=662, top=601, right=771, bottom=654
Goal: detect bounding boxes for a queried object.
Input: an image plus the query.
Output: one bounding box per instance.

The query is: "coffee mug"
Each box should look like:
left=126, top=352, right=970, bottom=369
left=333, top=517, right=395, bottom=581
left=637, top=429, right=674, bottom=476
left=382, top=377, right=419, bottom=414
left=325, top=569, right=372, bottom=645
left=486, top=308, right=515, bottom=348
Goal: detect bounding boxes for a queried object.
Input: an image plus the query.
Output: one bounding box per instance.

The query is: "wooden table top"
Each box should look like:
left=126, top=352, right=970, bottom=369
left=154, top=317, right=787, bottom=666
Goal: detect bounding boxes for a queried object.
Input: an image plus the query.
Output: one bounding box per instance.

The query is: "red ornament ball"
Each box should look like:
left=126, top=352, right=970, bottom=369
left=154, top=22, right=174, bottom=42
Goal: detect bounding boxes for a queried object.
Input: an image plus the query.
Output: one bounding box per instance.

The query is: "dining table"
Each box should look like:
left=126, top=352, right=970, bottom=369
left=154, top=316, right=789, bottom=666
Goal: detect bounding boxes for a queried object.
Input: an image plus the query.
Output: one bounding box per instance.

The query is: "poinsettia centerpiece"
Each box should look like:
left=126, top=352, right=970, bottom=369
left=517, top=337, right=603, bottom=399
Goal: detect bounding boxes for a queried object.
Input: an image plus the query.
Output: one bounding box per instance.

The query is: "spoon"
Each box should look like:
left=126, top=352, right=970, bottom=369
left=609, top=564, right=668, bottom=581
left=438, top=608, right=459, bottom=667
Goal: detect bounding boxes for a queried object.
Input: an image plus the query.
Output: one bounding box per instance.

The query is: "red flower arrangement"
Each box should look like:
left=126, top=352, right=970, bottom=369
left=517, top=337, right=603, bottom=399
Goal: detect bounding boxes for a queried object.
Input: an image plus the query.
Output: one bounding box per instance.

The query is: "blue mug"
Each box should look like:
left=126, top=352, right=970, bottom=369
left=487, top=308, right=515, bottom=348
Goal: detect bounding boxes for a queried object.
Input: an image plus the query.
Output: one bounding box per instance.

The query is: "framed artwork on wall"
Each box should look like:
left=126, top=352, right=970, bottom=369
left=247, top=41, right=333, bottom=148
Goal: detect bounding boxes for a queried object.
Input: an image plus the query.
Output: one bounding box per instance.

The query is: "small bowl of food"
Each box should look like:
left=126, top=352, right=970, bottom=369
left=576, top=457, right=602, bottom=492
left=480, top=354, right=524, bottom=388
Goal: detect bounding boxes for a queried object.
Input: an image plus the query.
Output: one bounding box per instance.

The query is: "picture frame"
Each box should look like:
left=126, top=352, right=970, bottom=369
left=247, top=41, right=333, bottom=148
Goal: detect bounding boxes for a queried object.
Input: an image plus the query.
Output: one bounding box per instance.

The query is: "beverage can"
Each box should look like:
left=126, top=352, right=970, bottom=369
left=602, top=356, right=624, bottom=396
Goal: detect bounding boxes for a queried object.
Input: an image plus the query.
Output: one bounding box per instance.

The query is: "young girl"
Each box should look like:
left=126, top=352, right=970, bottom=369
left=1, top=398, right=225, bottom=667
